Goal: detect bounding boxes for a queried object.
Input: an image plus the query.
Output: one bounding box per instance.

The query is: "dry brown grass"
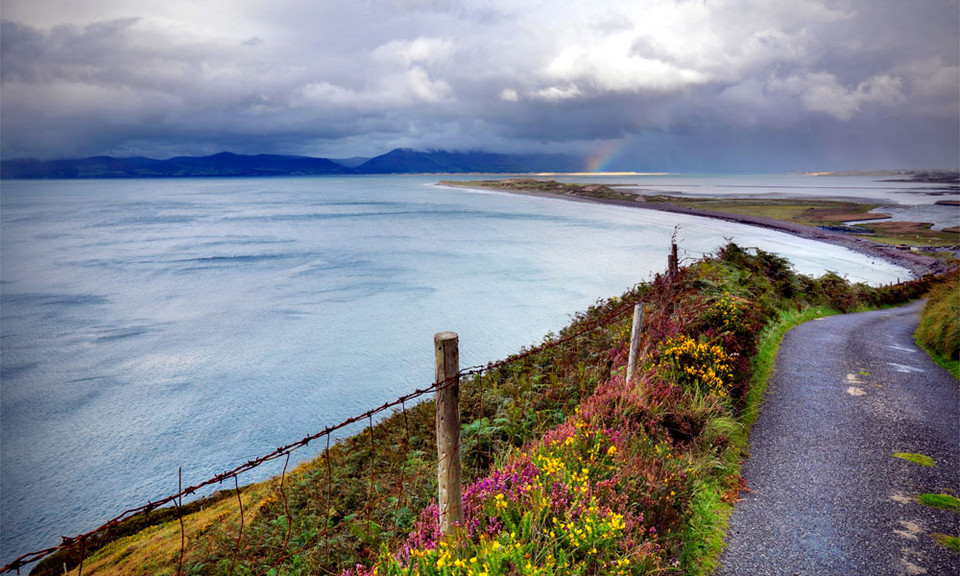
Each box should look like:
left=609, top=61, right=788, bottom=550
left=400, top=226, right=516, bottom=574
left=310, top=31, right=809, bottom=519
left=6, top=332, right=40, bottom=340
left=63, top=486, right=267, bottom=576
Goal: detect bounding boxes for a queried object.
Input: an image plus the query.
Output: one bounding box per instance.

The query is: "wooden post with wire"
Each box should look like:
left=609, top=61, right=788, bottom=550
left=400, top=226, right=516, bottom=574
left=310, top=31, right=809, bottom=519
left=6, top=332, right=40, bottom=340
left=668, top=241, right=679, bottom=278
left=434, top=331, right=462, bottom=535
left=626, top=304, right=645, bottom=384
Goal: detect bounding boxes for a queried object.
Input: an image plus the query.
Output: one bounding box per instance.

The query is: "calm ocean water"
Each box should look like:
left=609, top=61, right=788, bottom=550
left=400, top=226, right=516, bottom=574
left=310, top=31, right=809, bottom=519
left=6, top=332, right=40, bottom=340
left=0, top=174, right=917, bottom=563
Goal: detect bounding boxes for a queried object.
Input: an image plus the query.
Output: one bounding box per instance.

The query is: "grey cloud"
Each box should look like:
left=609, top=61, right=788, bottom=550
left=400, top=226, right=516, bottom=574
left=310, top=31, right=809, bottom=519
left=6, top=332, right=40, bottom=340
left=0, top=0, right=957, bottom=171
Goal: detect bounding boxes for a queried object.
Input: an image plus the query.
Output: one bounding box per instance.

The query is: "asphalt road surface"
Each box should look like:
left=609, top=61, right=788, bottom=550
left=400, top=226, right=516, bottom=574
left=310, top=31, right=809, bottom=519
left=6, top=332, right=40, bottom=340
left=717, top=300, right=959, bottom=576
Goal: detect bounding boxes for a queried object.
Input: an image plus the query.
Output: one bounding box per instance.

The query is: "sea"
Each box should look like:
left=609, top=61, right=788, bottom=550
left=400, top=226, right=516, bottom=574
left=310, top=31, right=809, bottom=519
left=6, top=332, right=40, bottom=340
left=0, top=173, right=949, bottom=565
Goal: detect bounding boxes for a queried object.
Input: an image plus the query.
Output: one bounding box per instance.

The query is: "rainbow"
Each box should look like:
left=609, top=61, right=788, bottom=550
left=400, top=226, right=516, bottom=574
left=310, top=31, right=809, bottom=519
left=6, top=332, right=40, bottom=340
left=585, top=140, right=631, bottom=172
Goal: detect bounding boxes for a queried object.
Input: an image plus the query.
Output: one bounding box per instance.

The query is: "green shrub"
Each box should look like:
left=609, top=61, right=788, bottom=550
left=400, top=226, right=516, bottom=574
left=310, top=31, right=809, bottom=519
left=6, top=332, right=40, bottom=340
left=916, top=269, right=959, bottom=362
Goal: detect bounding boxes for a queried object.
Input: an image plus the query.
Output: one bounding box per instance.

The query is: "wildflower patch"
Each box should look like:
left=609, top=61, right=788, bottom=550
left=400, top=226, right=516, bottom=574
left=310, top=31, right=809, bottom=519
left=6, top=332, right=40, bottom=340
left=703, top=292, right=747, bottom=334
left=347, top=420, right=661, bottom=575
left=656, top=335, right=735, bottom=398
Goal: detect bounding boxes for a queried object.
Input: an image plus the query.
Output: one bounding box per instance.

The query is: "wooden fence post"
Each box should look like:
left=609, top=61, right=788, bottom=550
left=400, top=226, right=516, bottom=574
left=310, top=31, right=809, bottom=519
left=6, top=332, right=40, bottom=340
left=626, top=304, right=645, bottom=384
left=434, top=331, right=462, bottom=535
left=668, top=242, right=679, bottom=278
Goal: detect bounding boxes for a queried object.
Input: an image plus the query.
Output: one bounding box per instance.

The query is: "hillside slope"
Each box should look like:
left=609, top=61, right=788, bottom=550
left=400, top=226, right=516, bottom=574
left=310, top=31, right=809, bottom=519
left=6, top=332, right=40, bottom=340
left=28, top=245, right=941, bottom=576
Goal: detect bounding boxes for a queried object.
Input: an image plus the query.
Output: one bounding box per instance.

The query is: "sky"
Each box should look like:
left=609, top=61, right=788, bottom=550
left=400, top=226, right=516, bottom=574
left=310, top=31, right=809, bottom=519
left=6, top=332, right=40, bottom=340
left=1, top=0, right=958, bottom=172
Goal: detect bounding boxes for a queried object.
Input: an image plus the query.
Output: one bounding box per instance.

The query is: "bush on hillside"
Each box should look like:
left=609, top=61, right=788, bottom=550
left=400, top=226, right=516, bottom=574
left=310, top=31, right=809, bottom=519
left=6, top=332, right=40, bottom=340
left=916, top=269, right=960, bottom=361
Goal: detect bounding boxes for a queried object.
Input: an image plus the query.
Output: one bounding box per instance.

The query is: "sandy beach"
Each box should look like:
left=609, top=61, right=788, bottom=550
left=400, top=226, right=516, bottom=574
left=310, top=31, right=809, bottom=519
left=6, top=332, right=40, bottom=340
left=441, top=180, right=947, bottom=278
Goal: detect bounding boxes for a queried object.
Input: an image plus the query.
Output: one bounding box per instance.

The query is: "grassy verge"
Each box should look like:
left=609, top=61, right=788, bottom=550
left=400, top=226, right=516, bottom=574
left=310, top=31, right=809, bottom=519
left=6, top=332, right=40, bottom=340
left=39, top=245, right=941, bottom=576
left=678, top=304, right=839, bottom=575
left=915, top=269, right=960, bottom=380
left=861, top=222, right=960, bottom=247
left=917, top=493, right=960, bottom=510
left=933, top=534, right=960, bottom=554
left=916, top=338, right=960, bottom=381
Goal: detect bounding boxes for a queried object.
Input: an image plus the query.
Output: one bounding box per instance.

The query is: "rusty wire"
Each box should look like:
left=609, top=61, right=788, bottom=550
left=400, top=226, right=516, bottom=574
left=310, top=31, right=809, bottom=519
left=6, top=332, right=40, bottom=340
left=241, top=298, right=643, bottom=574
left=1, top=294, right=642, bottom=574
left=0, top=374, right=462, bottom=572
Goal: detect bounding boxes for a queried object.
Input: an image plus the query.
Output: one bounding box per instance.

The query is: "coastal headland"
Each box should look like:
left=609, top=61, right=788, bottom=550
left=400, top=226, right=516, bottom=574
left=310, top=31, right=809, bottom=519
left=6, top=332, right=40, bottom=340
left=440, top=178, right=956, bottom=277
left=23, top=243, right=948, bottom=576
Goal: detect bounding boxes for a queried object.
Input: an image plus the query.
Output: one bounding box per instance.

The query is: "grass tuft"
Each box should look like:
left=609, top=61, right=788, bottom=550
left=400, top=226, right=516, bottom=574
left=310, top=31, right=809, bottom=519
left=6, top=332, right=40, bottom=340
left=932, top=533, right=960, bottom=554
left=915, top=268, right=960, bottom=379
left=893, top=452, right=936, bottom=467
left=917, top=493, right=960, bottom=510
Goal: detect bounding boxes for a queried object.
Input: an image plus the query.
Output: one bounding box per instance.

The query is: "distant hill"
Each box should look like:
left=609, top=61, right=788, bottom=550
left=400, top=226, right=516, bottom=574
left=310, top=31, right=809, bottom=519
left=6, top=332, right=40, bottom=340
left=0, top=149, right=587, bottom=179
left=328, top=157, right=372, bottom=169
left=0, top=152, right=354, bottom=179
left=355, top=149, right=584, bottom=174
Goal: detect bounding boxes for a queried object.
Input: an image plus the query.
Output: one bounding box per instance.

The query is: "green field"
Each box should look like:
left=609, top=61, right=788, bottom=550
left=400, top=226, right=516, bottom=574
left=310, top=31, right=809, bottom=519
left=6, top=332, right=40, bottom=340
left=445, top=179, right=960, bottom=249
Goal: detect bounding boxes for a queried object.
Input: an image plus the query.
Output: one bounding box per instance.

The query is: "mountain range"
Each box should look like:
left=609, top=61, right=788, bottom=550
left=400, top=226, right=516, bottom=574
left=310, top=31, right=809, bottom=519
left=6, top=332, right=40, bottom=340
left=0, top=149, right=585, bottom=179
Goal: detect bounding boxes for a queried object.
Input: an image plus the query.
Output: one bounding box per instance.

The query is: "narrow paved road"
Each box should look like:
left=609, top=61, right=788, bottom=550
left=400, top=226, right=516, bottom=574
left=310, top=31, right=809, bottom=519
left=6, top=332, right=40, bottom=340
left=717, top=301, right=959, bottom=576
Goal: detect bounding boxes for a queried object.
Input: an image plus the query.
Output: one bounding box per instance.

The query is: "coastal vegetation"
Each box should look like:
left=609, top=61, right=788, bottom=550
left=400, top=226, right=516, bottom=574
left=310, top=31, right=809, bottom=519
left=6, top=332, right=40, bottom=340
left=915, top=268, right=960, bottom=378
left=933, top=534, right=960, bottom=554
left=36, top=244, right=942, bottom=576
left=892, top=452, right=937, bottom=467
left=917, top=493, right=960, bottom=511
left=802, top=169, right=960, bottom=184
left=444, top=179, right=960, bottom=249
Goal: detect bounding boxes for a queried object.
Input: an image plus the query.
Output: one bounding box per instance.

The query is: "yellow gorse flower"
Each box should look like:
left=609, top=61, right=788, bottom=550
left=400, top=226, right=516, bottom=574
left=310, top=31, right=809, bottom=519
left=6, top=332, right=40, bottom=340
left=658, top=335, right=734, bottom=397
left=708, top=291, right=746, bottom=332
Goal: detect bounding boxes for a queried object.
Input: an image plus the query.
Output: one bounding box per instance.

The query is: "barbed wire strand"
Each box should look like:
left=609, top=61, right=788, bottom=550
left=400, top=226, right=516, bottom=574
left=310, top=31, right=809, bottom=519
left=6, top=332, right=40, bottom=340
left=246, top=307, right=640, bottom=574
left=67, top=291, right=632, bottom=574
left=210, top=363, right=503, bottom=575
left=0, top=375, right=457, bottom=572
left=1, top=294, right=642, bottom=574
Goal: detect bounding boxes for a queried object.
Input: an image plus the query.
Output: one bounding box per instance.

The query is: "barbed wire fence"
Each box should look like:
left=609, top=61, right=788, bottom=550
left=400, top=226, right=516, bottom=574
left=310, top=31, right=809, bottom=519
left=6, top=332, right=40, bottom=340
left=2, top=280, right=652, bottom=576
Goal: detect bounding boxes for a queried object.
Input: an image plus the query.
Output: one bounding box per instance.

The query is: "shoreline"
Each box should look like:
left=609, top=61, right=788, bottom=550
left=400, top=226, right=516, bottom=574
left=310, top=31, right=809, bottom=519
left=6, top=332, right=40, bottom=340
left=440, top=181, right=945, bottom=278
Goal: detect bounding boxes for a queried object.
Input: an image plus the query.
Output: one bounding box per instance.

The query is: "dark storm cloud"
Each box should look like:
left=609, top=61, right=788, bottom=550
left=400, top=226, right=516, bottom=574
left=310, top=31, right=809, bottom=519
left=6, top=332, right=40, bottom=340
left=1, top=0, right=957, bottom=170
